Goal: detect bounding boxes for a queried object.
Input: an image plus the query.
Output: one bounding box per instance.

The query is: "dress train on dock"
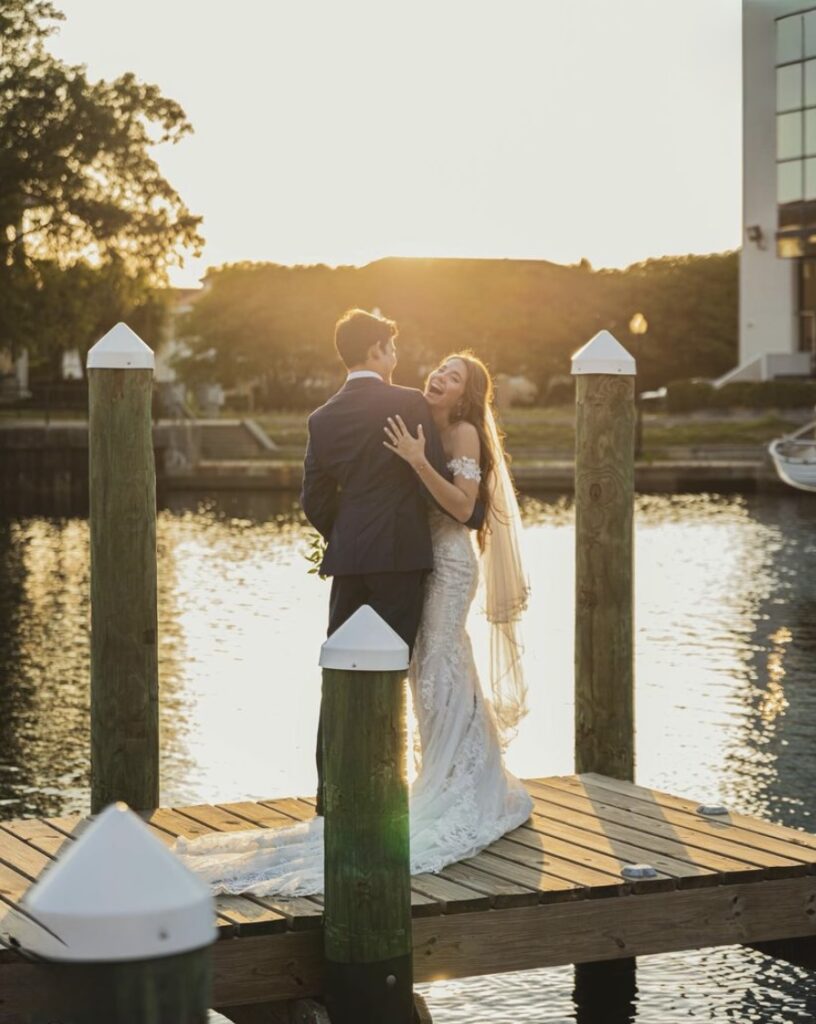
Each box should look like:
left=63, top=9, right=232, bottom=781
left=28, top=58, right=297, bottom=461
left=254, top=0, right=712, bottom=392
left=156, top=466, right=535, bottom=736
left=174, top=510, right=533, bottom=896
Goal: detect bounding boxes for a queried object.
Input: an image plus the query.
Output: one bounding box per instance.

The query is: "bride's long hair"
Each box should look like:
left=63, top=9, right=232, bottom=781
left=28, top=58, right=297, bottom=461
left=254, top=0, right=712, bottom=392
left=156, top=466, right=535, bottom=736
left=427, top=351, right=531, bottom=744
left=426, top=350, right=507, bottom=551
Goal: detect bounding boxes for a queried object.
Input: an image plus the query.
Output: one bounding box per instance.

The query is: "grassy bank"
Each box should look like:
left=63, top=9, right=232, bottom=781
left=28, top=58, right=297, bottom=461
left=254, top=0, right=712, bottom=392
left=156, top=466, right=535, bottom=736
left=254, top=408, right=810, bottom=456
left=2, top=406, right=810, bottom=456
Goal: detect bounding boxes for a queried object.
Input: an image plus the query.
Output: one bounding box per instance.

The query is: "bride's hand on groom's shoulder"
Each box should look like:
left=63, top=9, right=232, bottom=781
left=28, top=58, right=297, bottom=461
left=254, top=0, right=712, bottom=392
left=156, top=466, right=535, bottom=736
left=383, top=415, right=427, bottom=471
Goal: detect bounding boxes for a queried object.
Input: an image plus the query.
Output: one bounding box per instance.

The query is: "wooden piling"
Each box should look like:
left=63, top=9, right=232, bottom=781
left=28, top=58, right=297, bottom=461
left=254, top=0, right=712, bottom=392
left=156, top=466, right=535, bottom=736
left=572, top=331, right=636, bottom=781
left=87, top=324, right=159, bottom=813
left=33, top=949, right=211, bottom=1024
left=571, top=331, right=637, bottom=1019
left=320, top=608, right=414, bottom=1024
left=9, top=803, right=215, bottom=1024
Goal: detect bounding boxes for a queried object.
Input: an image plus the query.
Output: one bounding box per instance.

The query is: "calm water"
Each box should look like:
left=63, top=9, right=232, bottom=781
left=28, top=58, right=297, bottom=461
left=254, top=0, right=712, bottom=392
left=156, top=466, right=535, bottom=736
left=1, top=491, right=816, bottom=1022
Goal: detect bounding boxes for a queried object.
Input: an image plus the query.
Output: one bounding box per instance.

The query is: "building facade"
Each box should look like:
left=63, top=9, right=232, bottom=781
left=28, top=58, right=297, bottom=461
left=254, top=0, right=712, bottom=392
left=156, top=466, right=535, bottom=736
left=737, top=0, right=816, bottom=383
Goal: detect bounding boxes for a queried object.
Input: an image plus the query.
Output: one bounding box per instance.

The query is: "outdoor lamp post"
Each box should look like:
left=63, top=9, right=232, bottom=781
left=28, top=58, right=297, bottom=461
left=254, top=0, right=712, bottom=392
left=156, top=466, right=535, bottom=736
left=628, top=313, right=649, bottom=458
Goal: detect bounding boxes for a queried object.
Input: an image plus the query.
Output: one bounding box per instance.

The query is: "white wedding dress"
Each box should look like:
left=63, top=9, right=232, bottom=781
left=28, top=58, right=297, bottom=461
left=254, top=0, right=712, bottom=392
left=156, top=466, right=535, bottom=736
left=174, top=458, right=533, bottom=896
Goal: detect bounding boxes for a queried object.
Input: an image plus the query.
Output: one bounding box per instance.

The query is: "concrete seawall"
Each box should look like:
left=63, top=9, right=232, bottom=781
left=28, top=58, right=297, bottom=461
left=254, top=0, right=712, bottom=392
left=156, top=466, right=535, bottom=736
left=0, top=422, right=173, bottom=514
left=171, top=457, right=788, bottom=494
left=0, top=421, right=794, bottom=514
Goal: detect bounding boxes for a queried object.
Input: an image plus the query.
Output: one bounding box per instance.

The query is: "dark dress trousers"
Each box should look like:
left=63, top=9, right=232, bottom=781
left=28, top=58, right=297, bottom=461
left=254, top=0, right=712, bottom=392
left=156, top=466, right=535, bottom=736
left=301, top=375, right=483, bottom=812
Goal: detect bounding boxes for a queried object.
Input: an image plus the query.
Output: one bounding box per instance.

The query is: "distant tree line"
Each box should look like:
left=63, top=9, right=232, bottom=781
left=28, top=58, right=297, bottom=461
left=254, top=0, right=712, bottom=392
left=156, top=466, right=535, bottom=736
left=176, top=252, right=738, bottom=408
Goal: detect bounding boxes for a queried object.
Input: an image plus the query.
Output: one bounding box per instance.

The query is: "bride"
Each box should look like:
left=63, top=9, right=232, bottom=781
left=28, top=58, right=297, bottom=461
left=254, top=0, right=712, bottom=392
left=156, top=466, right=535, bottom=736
left=174, top=352, right=533, bottom=895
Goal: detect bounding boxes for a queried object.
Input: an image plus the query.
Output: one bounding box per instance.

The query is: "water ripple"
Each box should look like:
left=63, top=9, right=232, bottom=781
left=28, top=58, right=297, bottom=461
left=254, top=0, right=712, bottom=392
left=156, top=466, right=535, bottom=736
left=4, top=490, right=816, bottom=1021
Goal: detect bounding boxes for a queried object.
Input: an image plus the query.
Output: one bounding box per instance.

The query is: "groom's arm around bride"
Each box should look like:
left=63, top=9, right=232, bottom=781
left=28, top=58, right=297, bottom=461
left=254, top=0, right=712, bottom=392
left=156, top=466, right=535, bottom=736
left=302, top=308, right=479, bottom=587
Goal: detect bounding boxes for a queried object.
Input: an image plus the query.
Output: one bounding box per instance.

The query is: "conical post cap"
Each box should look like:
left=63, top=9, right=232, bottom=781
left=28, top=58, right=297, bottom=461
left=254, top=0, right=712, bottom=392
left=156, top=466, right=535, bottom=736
left=10, top=803, right=214, bottom=961
left=571, top=330, right=636, bottom=376
left=87, top=322, right=155, bottom=370
left=320, top=604, right=409, bottom=671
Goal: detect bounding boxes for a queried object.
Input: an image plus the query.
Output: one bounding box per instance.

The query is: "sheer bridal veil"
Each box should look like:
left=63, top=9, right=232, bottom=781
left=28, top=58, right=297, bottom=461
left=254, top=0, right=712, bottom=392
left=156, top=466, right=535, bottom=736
left=481, top=405, right=531, bottom=746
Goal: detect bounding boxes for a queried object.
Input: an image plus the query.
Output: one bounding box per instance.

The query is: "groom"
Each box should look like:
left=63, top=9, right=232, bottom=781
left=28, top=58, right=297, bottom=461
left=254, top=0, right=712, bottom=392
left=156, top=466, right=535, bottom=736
left=301, top=308, right=482, bottom=815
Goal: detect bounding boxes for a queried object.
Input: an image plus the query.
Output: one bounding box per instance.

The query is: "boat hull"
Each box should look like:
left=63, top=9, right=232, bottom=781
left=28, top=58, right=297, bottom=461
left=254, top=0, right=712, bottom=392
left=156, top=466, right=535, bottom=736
left=769, top=438, right=816, bottom=492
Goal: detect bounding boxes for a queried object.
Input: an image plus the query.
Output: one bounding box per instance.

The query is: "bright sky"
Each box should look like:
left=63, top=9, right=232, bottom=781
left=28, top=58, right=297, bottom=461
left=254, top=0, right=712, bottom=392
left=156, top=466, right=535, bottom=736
left=50, top=0, right=742, bottom=286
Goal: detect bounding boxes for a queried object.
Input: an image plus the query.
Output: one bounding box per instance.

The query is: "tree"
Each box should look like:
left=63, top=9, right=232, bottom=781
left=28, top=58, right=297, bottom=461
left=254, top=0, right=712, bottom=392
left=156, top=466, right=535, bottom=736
left=0, top=0, right=203, bottom=367
left=176, top=263, right=355, bottom=404
left=176, top=253, right=738, bottom=409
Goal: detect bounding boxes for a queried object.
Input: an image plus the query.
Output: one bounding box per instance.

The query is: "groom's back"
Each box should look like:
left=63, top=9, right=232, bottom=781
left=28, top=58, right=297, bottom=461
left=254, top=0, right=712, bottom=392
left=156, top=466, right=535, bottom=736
left=305, top=377, right=436, bottom=575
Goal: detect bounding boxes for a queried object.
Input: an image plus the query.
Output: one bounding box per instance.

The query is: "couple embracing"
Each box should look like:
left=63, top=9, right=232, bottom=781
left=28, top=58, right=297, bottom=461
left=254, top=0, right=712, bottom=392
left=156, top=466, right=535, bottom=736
left=176, top=309, right=533, bottom=895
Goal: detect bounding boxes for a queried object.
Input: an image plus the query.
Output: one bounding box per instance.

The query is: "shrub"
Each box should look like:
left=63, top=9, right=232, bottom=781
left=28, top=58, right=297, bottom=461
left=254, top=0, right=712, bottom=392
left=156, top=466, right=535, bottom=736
left=666, top=378, right=816, bottom=412
left=543, top=375, right=576, bottom=406
left=665, top=379, right=714, bottom=412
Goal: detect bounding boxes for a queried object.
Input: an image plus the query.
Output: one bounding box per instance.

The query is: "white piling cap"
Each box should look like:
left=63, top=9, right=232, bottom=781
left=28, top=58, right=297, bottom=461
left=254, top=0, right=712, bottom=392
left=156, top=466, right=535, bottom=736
left=11, top=803, right=214, bottom=962
left=319, top=604, right=409, bottom=671
left=86, top=322, right=155, bottom=370
left=571, top=330, right=636, bottom=376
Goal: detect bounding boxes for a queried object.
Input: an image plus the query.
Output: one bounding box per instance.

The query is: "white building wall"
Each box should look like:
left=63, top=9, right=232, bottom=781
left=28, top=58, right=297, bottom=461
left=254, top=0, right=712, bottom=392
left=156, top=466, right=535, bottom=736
left=741, top=0, right=800, bottom=367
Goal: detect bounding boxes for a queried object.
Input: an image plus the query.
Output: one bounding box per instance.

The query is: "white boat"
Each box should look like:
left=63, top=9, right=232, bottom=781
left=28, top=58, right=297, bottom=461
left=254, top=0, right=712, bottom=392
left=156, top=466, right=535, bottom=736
left=769, top=419, right=816, bottom=492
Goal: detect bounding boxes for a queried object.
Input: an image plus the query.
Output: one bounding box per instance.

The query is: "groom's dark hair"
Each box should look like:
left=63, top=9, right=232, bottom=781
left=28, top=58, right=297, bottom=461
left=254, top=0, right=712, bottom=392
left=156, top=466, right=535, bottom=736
left=334, top=308, right=398, bottom=369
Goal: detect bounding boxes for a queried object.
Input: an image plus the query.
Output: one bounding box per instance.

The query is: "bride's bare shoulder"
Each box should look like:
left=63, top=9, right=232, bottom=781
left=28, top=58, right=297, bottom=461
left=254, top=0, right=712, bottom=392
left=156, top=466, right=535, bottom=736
left=446, top=419, right=477, bottom=460
left=450, top=420, right=478, bottom=441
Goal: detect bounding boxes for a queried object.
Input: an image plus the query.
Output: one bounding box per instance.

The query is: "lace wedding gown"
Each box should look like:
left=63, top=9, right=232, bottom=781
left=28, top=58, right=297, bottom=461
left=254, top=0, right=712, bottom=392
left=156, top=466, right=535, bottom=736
left=174, top=463, right=533, bottom=895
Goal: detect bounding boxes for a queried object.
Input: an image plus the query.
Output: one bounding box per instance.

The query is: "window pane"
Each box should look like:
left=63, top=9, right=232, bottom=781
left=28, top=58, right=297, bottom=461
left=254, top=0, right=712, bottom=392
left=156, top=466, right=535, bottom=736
left=804, top=200, right=816, bottom=226
left=778, top=63, right=803, bottom=110
left=806, top=158, right=816, bottom=200
left=806, top=60, right=816, bottom=106
left=778, top=111, right=803, bottom=159
left=778, top=235, right=804, bottom=258
left=806, top=11, right=816, bottom=58
left=780, top=198, right=805, bottom=229
left=778, top=15, right=803, bottom=64
left=807, top=110, right=816, bottom=154
left=779, top=159, right=803, bottom=203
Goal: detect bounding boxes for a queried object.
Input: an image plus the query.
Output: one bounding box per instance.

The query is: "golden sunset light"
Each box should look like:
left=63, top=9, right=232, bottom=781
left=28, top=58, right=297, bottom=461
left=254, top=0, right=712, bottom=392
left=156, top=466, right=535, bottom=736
left=49, top=0, right=741, bottom=285
left=5, top=4, right=816, bottom=1022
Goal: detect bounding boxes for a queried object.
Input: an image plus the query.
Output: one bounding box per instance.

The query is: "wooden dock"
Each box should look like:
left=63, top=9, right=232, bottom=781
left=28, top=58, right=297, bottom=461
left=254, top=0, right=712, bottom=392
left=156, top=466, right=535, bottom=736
left=2, top=772, right=816, bottom=1020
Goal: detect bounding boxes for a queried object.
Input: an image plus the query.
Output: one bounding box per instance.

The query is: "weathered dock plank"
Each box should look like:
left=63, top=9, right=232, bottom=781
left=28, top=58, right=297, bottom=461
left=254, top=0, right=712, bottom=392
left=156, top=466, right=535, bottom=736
left=521, top=809, right=718, bottom=887
left=562, top=773, right=816, bottom=852
left=504, top=824, right=681, bottom=890
left=0, top=831, right=52, bottom=881
left=435, top=860, right=540, bottom=909
left=486, top=835, right=631, bottom=896
left=410, top=873, right=816, bottom=980
left=526, top=781, right=812, bottom=879
left=217, top=801, right=302, bottom=830
left=459, top=849, right=585, bottom=901
left=209, top=873, right=816, bottom=1008
left=145, top=805, right=316, bottom=934
left=0, top=820, right=73, bottom=859
left=1, top=772, right=816, bottom=1019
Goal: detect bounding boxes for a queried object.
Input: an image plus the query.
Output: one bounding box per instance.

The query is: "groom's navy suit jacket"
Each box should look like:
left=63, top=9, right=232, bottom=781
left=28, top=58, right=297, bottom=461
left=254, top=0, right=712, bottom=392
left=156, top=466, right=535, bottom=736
left=302, top=374, right=484, bottom=814
left=302, top=375, right=482, bottom=577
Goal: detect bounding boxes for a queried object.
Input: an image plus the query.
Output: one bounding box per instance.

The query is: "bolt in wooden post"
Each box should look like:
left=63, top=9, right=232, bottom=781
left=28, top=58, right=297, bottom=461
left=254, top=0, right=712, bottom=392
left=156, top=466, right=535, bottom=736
left=571, top=330, right=636, bottom=781
left=571, top=330, right=637, bottom=1020
left=319, top=605, right=414, bottom=1024
left=87, top=323, right=159, bottom=813
left=6, top=803, right=215, bottom=1023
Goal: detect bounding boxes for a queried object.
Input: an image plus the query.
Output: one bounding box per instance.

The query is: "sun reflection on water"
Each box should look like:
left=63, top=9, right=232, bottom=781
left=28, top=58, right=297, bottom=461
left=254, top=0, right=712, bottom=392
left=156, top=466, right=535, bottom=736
left=5, top=491, right=816, bottom=1021
left=760, top=625, right=791, bottom=725
left=1, top=491, right=815, bottom=832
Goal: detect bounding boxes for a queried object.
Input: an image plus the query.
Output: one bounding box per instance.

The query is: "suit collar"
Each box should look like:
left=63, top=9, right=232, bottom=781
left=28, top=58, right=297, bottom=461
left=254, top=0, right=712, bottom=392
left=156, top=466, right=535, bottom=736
left=341, top=375, right=386, bottom=390
left=346, top=370, right=384, bottom=382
